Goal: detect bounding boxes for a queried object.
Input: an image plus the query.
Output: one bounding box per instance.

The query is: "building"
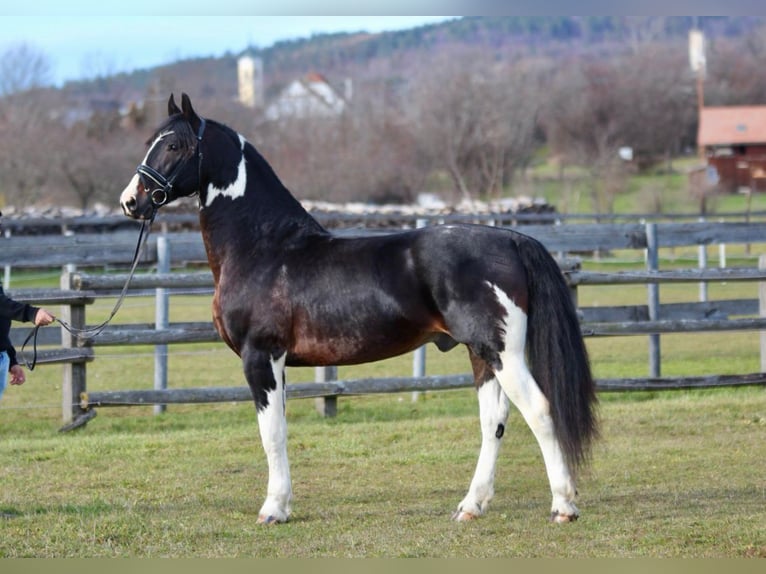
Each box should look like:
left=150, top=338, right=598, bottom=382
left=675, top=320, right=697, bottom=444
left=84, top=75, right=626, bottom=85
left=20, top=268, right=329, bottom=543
left=237, top=55, right=264, bottom=109
left=264, top=72, right=350, bottom=122
left=697, top=106, right=766, bottom=192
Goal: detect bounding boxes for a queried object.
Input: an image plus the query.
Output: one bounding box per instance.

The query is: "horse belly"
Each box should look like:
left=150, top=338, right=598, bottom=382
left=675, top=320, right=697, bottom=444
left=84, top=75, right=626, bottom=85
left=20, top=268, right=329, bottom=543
left=287, top=308, right=439, bottom=367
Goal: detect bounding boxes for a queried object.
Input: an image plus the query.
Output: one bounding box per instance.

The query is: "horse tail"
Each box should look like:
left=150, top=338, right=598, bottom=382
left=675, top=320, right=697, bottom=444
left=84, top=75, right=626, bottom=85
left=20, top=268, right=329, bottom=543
left=513, top=233, right=598, bottom=472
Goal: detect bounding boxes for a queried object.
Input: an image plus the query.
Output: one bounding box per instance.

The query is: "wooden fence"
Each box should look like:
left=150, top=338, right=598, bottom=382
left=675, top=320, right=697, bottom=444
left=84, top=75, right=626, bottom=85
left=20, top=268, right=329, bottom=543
left=5, top=219, right=766, bottom=428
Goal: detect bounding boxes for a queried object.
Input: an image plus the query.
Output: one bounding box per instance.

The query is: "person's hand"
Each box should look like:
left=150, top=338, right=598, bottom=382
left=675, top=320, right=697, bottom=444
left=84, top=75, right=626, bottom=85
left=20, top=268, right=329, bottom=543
left=9, top=364, right=26, bottom=385
left=34, top=308, right=55, bottom=326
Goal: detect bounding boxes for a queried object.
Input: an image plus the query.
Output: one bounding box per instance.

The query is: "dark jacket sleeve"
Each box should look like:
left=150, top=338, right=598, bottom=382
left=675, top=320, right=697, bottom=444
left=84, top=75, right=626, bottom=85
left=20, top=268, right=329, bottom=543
left=0, top=287, right=39, bottom=322
left=0, top=285, right=40, bottom=368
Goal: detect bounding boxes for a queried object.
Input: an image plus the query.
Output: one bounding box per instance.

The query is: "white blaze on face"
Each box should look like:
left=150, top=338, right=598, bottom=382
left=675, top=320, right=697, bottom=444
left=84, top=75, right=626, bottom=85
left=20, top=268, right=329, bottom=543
left=119, top=130, right=175, bottom=212
left=204, top=133, right=248, bottom=208
left=119, top=173, right=141, bottom=213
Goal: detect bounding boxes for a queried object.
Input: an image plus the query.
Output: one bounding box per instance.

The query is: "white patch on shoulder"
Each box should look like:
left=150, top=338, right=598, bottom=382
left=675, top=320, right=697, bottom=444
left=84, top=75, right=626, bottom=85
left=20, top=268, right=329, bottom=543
left=204, top=133, right=247, bottom=208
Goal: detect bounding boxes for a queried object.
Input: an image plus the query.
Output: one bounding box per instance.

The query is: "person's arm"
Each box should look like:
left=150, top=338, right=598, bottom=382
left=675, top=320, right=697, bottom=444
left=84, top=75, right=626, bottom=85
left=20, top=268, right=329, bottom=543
left=0, top=287, right=39, bottom=323
left=0, top=287, right=54, bottom=326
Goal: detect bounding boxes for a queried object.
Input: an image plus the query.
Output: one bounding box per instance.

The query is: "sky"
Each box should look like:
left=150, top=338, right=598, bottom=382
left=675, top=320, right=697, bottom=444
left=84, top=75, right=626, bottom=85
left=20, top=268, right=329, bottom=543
left=0, top=15, right=457, bottom=86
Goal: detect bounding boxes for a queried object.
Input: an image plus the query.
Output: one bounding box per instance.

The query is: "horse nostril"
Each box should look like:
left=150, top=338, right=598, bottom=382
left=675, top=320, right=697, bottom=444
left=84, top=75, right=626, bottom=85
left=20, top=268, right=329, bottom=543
left=125, top=197, right=137, bottom=211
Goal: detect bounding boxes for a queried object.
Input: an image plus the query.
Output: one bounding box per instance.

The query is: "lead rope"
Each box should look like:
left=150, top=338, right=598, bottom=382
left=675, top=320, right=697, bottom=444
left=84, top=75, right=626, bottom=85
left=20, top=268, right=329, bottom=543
left=21, top=215, right=154, bottom=370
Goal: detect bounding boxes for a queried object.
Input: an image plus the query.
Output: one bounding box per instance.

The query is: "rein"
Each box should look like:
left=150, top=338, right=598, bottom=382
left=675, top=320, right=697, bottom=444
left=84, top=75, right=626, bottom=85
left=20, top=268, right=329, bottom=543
left=21, top=215, right=155, bottom=370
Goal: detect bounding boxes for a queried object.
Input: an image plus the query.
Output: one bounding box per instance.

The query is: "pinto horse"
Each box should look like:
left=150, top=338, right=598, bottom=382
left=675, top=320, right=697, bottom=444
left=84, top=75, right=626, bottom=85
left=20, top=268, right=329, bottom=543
left=120, top=93, right=597, bottom=525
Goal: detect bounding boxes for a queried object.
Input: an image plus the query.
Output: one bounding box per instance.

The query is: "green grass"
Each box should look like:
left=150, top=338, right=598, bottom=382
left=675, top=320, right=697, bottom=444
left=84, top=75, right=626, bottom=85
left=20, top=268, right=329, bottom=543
left=1, top=271, right=764, bottom=556
left=0, top=386, right=764, bottom=557
left=1, top=172, right=765, bottom=556
left=523, top=155, right=766, bottom=216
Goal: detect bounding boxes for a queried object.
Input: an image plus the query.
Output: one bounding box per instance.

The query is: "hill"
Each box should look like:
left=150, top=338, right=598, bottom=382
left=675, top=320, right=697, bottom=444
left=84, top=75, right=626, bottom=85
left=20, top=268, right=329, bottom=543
left=56, top=16, right=765, bottom=108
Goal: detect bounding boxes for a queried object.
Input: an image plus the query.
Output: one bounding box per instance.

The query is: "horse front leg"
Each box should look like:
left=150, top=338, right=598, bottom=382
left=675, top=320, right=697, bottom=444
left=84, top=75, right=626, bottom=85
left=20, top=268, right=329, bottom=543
left=243, top=348, right=292, bottom=524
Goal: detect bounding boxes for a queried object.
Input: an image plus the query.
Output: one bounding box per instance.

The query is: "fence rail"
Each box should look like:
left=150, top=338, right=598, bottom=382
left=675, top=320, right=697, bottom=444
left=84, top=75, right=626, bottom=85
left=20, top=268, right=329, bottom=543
left=5, top=219, right=766, bottom=428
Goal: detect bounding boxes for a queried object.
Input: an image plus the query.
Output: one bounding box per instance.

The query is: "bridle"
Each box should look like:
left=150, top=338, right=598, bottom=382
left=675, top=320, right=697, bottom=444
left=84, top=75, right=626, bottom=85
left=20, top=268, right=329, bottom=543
left=136, top=118, right=206, bottom=209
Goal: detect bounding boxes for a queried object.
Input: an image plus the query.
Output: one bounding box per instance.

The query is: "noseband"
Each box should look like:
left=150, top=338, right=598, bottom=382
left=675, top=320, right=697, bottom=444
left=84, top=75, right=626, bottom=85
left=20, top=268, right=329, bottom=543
left=136, top=118, right=206, bottom=208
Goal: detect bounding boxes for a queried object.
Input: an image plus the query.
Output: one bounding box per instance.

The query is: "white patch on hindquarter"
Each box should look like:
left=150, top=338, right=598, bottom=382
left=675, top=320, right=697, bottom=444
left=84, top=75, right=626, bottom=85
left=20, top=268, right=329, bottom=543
left=204, top=133, right=247, bottom=208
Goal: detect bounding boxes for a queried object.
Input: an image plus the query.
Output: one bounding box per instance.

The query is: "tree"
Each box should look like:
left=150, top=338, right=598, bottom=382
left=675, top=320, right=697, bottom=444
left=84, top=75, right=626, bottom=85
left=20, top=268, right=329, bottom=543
left=542, top=60, right=627, bottom=213
left=612, top=45, right=697, bottom=167
left=0, top=42, right=53, bottom=96
left=541, top=50, right=697, bottom=213
left=51, top=110, right=145, bottom=210
left=409, top=49, right=543, bottom=202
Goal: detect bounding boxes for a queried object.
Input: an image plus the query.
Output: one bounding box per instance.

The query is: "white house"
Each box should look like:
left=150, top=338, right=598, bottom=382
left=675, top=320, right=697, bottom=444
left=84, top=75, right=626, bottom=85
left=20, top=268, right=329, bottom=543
left=264, top=72, right=350, bottom=121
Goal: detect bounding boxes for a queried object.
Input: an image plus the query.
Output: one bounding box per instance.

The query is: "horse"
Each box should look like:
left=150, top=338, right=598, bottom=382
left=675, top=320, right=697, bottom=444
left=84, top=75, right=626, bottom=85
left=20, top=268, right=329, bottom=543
left=120, top=93, right=598, bottom=525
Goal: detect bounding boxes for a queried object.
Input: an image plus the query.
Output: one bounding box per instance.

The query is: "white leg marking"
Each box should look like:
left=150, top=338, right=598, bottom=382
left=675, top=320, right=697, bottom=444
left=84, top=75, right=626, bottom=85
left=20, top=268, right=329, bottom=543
left=454, top=378, right=510, bottom=521
left=256, top=352, right=292, bottom=523
left=488, top=284, right=579, bottom=520
left=204, top=134, right=248, bottom=207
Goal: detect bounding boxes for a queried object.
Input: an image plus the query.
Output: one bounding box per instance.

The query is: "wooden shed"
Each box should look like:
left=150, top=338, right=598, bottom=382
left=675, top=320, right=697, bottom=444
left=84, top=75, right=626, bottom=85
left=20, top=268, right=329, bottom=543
left=698, top=106, right=766, bottom=192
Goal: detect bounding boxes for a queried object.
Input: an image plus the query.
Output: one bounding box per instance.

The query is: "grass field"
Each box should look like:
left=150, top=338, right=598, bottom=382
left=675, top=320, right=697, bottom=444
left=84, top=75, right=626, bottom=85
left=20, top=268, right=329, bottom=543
left=0, top=215, right=765, bottom=556
left=1, top=268, right=764, bottom=556
left=0, top=386, right=764, bottom=557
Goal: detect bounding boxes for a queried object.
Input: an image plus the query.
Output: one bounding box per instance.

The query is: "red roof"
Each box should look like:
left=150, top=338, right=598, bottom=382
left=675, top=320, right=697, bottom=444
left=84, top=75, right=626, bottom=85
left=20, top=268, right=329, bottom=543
left=698, top=106, right=766, bottom=146
left=304, top=72, right=328, bottom=84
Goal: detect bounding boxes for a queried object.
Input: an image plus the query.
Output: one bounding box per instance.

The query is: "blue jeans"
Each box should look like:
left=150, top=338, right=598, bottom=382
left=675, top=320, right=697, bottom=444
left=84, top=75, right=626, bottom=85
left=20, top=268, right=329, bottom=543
left=0, top=351, right=9, bottom=401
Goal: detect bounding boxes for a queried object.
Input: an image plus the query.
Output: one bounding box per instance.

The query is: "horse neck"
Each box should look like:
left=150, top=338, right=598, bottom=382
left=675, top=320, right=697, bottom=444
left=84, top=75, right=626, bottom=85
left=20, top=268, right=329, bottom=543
left=198, top=130, right=327, bottom=271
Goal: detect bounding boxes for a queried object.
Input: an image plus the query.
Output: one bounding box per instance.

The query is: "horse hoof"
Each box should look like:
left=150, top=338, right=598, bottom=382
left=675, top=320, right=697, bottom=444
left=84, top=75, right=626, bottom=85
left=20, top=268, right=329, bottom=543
left=452, top=510, right=478, bottom=522
left=550, top=511, right=578, bottom=523
left=257, top=514, right=284, bottom=525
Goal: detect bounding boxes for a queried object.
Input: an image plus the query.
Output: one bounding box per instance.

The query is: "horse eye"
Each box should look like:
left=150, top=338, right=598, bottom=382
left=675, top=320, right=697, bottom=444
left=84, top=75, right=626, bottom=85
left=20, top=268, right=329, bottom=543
left=168, top=143, right=178, bottom=151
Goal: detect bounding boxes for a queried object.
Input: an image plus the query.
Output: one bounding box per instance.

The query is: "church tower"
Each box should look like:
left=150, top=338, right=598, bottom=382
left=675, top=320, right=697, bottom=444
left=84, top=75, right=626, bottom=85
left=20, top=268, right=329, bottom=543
left=238, top=54, right=264, bottom=109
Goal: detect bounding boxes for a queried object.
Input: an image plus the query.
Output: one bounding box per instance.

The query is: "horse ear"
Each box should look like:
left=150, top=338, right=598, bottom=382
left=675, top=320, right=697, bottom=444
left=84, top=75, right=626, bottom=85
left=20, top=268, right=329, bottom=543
left=180, top=93, right=202, bottom=132
left=168, top=94, right=181, bottom=116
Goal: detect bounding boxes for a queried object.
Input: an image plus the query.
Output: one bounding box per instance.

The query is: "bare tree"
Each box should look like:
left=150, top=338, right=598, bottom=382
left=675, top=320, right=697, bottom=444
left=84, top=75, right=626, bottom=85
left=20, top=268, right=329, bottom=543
left=613, top=45, right=697, bottom=168
left=50, top=110, right=145, bottom=210
left=542, top=60, right=626, bottom=213
left=0, top=92, right=60, bottom=207
left=705, top=35, right=766, bottom=106
left=0, top=42, right=53, bottom=96
left=409, top=49, right=543, bottom=202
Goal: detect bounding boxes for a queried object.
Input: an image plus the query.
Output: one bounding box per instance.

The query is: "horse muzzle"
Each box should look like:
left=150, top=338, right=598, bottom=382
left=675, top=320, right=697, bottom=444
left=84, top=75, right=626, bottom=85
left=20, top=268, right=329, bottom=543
left=120, top=175, right=154, bottom=220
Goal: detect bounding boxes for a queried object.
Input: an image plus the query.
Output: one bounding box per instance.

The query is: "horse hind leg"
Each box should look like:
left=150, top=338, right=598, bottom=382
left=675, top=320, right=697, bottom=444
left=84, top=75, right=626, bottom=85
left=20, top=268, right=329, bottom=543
left=453, top=352, right=510, bottom=522
left=490, top=285, right=579, bottom=522
left=244, top=348, right=292, bottom=524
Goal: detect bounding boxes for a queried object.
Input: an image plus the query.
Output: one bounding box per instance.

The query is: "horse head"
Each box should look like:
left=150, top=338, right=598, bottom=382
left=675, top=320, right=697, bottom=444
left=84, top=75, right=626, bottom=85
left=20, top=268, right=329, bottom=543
left=120, top=93, right=206, bottom=220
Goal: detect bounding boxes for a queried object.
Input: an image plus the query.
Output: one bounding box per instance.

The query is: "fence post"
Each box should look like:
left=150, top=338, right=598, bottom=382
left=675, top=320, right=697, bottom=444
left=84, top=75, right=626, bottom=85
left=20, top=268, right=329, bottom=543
left=315, top=366, right=338, bottom=417
left=154, top=236, right=170, bottom=415
left=718, top=218, right=727, bottom=270
left=760, top=255, right=766, bottom=373
left=60, top=271, right=88, bottom=425
left=646, top=223, right=661, bottom=377
left=412, top=218, right=428, bottom=402
left=698, top=217, right=708, bottom=302
left=3, top=228, right=11, bottom=288
left=412, top=345, right=426, bottom=403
